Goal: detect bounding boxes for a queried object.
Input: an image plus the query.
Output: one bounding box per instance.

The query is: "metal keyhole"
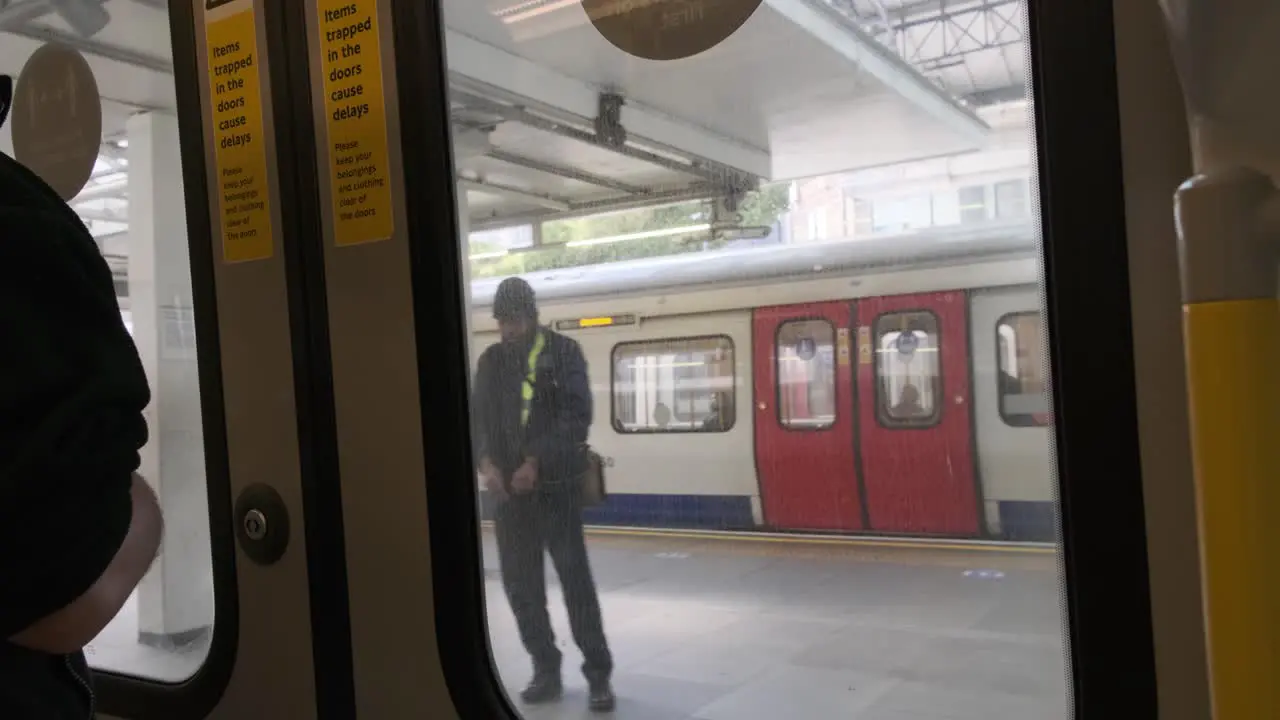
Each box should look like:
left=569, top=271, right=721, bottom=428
left=243, top=509, right=268, bottom=541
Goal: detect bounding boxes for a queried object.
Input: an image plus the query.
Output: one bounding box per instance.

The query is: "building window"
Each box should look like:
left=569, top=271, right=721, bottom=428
left=776, top=319, right=837, bottom=430
left=931, top=190, right=961, bottom=226
left=612, top=336, right=735, bottom=433
left=957, top=185, right=987, bottom=224
left=872, top=195, right=933, bottom=233
left=995, top=179, right=1030, bottom=219
left=874, top=311, right=942, bottom=428
left=844, top=193, right=873, bottom=237
left=996, top=312, right=1051, bottom=426
left=806, top=210, right=828, bottom=241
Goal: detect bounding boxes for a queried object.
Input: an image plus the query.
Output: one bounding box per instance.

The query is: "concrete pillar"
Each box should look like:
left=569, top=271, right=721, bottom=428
left=126, top=111, right=214, bottom=650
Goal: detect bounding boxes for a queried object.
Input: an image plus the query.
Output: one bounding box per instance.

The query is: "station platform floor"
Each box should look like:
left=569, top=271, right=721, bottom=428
left=86, top=527, right=1069, bottom=719
left=484, top=528, right=1070, bottom=720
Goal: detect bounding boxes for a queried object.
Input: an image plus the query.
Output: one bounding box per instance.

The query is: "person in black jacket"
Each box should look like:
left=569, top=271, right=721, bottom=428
left=0, top=75, right=163, bottom=718
left=473, top=277, right=615, bottom=712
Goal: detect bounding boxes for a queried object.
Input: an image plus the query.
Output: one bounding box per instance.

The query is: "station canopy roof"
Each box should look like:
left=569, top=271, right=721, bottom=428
left=0, top=0, right=1030, bottom=274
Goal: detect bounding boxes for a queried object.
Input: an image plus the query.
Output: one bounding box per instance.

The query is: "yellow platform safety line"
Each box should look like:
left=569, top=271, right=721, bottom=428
left=1184, top=299, right=1280, bottom=720
left=476, top=520, right=1056, bottom=555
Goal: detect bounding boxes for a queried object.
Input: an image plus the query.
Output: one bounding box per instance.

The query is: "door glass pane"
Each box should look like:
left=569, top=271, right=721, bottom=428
left=998, top=312, right=1051, bottom=426
left=777, top=319, right=837, bottom=430
left=875, top=311, right=942, bottom=428
left=2, top=4, right=213, bottom=682
left=448, top=0, right=1068, bottom=716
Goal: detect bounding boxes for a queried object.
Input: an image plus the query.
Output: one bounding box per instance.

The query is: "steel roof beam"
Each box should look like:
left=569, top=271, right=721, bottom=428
left=484, top=148, right=650, bottom=196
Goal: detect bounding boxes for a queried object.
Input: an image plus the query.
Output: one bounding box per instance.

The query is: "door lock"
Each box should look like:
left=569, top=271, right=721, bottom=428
left=233, top=483, right=290, bottom=566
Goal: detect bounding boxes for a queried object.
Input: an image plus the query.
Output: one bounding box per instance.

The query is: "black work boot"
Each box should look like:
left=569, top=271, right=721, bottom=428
left=587, top=679, right=616, bottom=713
left=519, top=670, right=563, bottom=704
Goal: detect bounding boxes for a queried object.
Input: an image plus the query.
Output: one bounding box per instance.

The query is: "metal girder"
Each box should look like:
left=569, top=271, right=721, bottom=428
left=889, top=0, right=1025, bottom=68
left=451, top=88, right=760, bottom=229
left=452, top=89, right=758, bottom=193
left=469, top=185, right=721, bottom=232
left=484, top=148, right=650, bottom=196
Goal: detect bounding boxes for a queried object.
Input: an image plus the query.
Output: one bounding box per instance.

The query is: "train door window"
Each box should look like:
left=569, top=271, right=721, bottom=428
left=776, top=319, right=837, bottom=430
left=611, top=336, right=735, bottom=433
left=0, top=7, right=217, bottom=687
left=874, top=311, right=942, bottom=427
left=418, top=0, right=1164, bottom=714
left=997, top=312, right=1051, bottom=426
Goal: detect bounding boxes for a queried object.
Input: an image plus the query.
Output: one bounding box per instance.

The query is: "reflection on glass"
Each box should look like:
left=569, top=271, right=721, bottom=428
left=451, top=0, right=1067, bottom=717
left=1, top=4, right=213, bottom=683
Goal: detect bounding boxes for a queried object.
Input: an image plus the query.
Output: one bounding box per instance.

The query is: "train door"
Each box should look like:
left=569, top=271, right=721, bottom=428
left=753, top=302, right=863, bottom=531
left=855, top=291, right=981, bottom=536
left=969, top=286, right=1056, bottom=540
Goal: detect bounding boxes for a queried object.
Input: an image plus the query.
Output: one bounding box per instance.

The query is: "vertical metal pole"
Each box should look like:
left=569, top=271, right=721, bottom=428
left=1174, top=166, right=1280, bottom=718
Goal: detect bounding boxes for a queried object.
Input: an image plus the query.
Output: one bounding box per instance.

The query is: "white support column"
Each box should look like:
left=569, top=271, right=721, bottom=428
left=126, top=111, right=213, bottom=650
left=458, top=180, right=472, bottom=332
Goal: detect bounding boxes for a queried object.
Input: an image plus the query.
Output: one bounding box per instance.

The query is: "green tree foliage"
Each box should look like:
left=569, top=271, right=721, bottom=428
left=471, top=184, right=791, bottom=279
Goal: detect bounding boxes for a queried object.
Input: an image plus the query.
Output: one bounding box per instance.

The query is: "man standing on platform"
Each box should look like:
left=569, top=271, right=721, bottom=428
left=472, top=276, right=615, bottom=712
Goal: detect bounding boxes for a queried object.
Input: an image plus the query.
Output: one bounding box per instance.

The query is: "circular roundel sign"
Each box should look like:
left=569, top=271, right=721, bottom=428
left=896, top=331, right=919, bottom=358
left=795, top=336, right=817, bottom=361
left=581, top=0, right=764, bottom=62
left=12, top=43, right=103, bottom=202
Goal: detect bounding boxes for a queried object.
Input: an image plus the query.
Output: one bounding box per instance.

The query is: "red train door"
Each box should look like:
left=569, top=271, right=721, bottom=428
left=753, top=302, right=864, bottom=531
left=855, top=291, right=980, bottom=536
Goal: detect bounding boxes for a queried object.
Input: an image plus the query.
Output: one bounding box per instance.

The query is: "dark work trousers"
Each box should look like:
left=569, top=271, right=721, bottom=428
left=493, top=485, right=613, bottom=683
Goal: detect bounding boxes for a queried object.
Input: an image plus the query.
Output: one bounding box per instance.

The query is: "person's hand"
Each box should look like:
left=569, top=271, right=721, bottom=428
left=511, top=458, right=538, bottom=494
left=479, top=458, right=507, bottom=500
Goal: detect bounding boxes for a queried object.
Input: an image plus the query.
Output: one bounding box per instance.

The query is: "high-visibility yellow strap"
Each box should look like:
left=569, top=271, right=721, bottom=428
left=521, top=330, right=546, bottom=429
left=1184, top=299, right=1280, bottom=720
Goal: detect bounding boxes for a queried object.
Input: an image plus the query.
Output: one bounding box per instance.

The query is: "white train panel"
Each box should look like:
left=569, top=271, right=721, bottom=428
left=472, top=311, right=760, bottom=528
left=470, top=221, right=1039, bottom=333
left=969, top=285, right=1057, bottom=540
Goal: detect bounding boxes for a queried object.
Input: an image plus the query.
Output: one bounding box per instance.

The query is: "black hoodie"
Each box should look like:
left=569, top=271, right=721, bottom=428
left=0, top=149, right=151, bottom=718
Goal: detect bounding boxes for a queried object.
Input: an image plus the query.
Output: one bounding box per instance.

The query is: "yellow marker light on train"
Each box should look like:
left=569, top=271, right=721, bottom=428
left=578, top=317, right=616, bottom=328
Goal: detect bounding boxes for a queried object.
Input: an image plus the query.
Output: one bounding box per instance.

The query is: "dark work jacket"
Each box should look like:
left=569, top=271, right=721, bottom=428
left=472, top=328, right=591, bottom=489
left=0, top=151, right=151, bottom=718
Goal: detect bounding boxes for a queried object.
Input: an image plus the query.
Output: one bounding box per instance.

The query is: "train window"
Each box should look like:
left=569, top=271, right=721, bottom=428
left=425, top=0, right=1113, bottom=715
left=874, top=311, right=942, bottom=428
left=997, top=312, right=1051, bottom=426
left=0, top=5, right=215, bottom=686
left=611, top=336, right=735, bottom=433
left=776, top=319, right=838, bottom=430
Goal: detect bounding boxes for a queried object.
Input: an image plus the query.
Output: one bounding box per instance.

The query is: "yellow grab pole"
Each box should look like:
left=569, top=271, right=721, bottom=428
left=1176, top=167, right=1280, bottom=719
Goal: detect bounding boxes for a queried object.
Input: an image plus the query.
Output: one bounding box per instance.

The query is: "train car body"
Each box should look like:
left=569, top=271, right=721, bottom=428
left=468, top=220, right=1056, bottom=540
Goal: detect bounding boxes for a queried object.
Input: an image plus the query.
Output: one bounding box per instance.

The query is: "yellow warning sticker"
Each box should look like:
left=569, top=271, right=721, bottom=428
left=317, top=0, right=394, bottom=246
left=205, top=1, right=273, bottom=263
left=837, top=327, right=851, bottom=367
left=857, top=326, right=873, bottom=365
